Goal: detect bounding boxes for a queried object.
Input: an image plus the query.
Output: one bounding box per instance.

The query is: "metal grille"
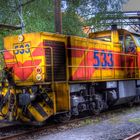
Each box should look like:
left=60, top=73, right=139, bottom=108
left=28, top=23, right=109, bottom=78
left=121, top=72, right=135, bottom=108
left=44, top=40, right=66, bottom=81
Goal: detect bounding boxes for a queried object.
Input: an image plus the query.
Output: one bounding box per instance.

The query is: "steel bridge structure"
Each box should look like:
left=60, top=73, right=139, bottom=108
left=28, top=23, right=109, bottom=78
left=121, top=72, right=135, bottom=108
left=83, top=11, right=140, bottom=34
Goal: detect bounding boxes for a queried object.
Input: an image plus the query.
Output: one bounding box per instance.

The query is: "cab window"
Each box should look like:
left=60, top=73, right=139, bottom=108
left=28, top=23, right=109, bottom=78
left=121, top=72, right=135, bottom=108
left=133, top=35, right=140, bottom=46
left=125, top=35, right=136, bottom=53
left=94, top=36, right=111, bottom=42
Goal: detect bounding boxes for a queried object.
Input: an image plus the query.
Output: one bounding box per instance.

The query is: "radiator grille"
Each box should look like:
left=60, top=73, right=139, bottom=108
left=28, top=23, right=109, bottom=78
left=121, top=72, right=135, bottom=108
left=44, top=40, right=66, bottom=81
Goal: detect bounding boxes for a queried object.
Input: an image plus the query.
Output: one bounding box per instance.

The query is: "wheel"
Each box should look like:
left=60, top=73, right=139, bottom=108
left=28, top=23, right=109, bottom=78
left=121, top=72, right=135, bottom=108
left=89, top=95, right=104, bottom=115
left=89, top=102, right=101, bottom=115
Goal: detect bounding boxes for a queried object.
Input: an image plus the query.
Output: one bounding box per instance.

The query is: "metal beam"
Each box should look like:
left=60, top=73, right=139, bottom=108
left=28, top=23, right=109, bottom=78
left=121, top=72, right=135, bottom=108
left=0, top=24, right=21, bottom=30
left=85, top=11, right=140, bottom=32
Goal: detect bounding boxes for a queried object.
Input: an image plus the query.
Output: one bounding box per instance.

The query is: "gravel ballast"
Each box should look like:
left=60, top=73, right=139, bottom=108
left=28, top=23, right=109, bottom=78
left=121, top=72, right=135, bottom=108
left=37, top=106, right=140, bottom=140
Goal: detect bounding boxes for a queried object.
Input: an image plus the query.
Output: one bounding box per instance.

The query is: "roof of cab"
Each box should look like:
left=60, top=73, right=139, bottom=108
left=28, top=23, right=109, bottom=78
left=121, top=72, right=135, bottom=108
left=88, top=28, right=140, bottom=38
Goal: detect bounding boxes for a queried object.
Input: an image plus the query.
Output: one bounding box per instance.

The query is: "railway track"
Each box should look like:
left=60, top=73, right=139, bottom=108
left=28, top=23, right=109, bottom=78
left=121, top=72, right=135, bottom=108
left=0, top=105, right=139, bottom=140
left=124, top=132, right=140, bottom=140
left=0, top=115, right=95, bottom=140
left=0, top=119, right=81, bottom=139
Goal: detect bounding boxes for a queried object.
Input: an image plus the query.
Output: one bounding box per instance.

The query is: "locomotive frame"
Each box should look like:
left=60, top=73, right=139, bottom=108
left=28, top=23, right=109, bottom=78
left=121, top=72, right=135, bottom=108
left=0, top=28, right=140, bottom=124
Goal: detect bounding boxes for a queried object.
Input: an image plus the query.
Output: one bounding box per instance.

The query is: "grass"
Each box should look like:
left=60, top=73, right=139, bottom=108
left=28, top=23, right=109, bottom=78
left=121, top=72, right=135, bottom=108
left=128, top=118, right=140, bottom=124
left=77, top=105, right=140, bottom=127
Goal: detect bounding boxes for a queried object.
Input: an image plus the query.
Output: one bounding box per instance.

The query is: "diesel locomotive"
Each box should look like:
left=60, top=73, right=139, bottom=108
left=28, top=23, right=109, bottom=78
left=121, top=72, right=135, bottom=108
left=0, top=28, right=140, bottom=124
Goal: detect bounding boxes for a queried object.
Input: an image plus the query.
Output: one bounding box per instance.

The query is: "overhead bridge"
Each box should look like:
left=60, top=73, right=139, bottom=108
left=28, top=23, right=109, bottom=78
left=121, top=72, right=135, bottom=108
left=84, top=11, right=140, bottom=34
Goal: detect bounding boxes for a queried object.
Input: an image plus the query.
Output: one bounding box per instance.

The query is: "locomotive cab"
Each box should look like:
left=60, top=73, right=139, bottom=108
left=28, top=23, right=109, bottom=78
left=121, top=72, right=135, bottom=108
left=89, top=29, right=139, bottom=79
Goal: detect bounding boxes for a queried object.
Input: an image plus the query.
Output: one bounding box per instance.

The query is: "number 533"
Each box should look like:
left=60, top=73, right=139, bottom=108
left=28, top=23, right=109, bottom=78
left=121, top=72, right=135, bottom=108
left=93, top=50, right=114, bottom=68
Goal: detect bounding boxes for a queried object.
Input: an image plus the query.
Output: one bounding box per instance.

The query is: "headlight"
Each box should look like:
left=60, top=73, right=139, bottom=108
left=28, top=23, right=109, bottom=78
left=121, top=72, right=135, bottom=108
left=36, top=74, right=42, bottom=81
left=18, top=34, right=24, bottom=42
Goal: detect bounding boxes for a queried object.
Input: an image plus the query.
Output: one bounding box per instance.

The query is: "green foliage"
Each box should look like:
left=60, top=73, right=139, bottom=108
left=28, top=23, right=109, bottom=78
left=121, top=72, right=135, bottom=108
left=23, top=0, right=54, bottom=33
left=0, top=0, right=20, bottom=26
left=62, top=9, right=85, bottom=36
left=0, top=0, right=128, bottom=38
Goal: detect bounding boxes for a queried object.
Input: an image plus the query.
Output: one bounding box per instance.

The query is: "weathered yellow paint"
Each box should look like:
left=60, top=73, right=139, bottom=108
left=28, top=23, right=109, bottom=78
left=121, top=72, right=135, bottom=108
left=4, top=33, right=45, bottom=85
left=2, top=29, right=140, bottom=123
left=54, top=83, right=70, bottom=112
left=4, top=32, right=68, bottom=86
left=28, top=105, right=45, bottom=122
left=69, top=29, right=138, bottom=81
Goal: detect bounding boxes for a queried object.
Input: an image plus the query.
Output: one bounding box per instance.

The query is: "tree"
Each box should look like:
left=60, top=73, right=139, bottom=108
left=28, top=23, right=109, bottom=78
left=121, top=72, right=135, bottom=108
left=0, top=0, right=128, bottom=36
left=64, top=0, right=128, bottom=32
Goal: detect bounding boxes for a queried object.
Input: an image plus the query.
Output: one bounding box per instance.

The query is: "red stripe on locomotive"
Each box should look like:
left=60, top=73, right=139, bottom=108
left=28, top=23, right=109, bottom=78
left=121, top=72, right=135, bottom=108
left=71, top=47, right=122, bottom=80
left=32, top=42, right=45, bottom=56
left=4, top=42, right=44, bottom=81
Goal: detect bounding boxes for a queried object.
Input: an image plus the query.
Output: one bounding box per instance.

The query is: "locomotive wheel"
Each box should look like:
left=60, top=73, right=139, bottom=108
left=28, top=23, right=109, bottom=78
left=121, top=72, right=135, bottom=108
left=55, top=112, right=71, bottom=123
left=92, top=108, right=101, bottom=115
left=89, top=103, right=101, bottom=115
left=89, top=98, right=104, bottom=115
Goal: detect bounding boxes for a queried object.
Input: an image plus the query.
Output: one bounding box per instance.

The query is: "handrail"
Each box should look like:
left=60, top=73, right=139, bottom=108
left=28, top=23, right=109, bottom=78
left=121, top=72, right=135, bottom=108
left=0, top=46, right=55, bottom=90
left=67, top=46, right=138, bottom=79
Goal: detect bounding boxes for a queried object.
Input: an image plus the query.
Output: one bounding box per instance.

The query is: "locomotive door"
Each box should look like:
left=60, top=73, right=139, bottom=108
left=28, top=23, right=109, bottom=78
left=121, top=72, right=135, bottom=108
left=124, top=34, right=137, bottom=78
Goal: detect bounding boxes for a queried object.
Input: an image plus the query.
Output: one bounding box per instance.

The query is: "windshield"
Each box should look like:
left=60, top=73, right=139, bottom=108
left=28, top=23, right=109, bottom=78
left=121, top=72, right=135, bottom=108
left=133, top=35, right=140, bottom=46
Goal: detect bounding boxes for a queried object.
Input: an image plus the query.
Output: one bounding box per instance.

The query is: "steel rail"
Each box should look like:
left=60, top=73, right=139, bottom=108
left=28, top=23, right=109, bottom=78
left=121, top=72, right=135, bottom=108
left=124, top=132, right=140, bottom=140
left=0, top=105, right=139, bottom=140
left=0, top=116, right=93, bottom=140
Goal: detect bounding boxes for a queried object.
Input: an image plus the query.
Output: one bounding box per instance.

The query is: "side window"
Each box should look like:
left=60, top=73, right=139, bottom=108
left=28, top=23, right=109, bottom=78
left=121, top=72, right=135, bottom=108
left=134, top=35, right=140, bottom=47
left=125, top=35, right=136, bottom=53
left=94, top=36, right=111, bottom=42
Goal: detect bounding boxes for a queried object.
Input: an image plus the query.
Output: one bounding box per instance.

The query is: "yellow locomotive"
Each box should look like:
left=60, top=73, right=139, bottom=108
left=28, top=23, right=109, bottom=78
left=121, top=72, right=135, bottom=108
left=0, top=27, right=140, bottom=124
